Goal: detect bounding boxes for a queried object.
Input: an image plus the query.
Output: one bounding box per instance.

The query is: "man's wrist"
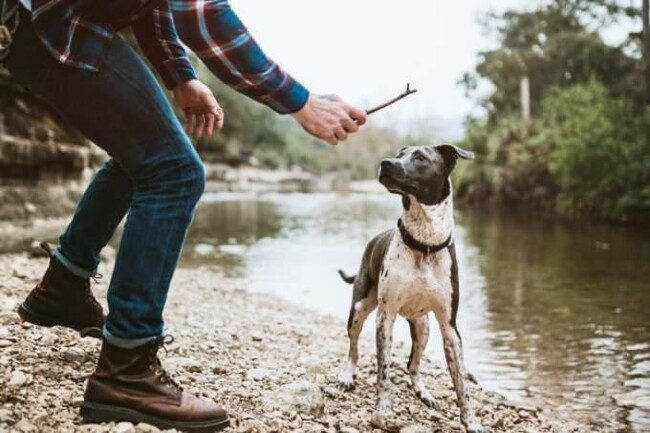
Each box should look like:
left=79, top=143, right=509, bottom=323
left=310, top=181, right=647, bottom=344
left=159, top=58, right=198, bottom=91
left=270, top=79, right=309, bottom=115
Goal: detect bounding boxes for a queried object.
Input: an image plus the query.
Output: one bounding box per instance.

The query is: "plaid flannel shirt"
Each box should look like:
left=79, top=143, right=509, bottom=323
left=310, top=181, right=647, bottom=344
left=2, top=0, right=309, bottom=113
left=170, top=0, right=309, bottom=114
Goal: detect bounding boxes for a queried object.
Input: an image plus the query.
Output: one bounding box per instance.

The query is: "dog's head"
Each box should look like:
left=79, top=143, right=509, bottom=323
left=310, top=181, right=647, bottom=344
left=378, top=144, right=474, bottom=205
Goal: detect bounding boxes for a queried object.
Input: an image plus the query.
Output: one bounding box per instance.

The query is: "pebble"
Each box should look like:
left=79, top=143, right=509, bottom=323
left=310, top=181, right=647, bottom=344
left=40, top=332, right=58, bottom=346
left=63, top=347, right=89, bottom=363
left=370, top=412, right=403, bottom=433
left=245, top=368, right=274, bottom=381
left=163, top=356, right=202, bottom=373
left=0, top=339, right=13, bottom=347
left=263, top=380, right=325, bottom=418
left=14, top=418, right=37, bottom=432
left=9, top=370, right=29, bottom=387
left=0, top=408, right=13, bottom=422
left=0, top=312, right=21, bottom=325
left=114, top=422, right=135, bottom=433
left=323, top=386, right=340, bottom=398
left=400, top=425, right=430, bottom=433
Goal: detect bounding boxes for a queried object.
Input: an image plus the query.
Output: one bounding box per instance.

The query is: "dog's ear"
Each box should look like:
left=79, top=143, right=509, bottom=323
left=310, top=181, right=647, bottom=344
left=436, top=144, right=474, bottom=160
left=435, top=144, right=474, bottom=171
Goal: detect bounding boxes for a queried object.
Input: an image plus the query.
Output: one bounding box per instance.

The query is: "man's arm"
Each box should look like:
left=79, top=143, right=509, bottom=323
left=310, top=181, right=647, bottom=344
left=171, top=0, right=366, bottom=145
left=132, top=1, right=223, bottom=136
left=131, top=1, right=196, bottom=90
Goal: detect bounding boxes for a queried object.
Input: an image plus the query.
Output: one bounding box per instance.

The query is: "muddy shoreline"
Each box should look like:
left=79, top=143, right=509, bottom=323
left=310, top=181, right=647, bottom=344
left=0, top=253, right=604, bottom=433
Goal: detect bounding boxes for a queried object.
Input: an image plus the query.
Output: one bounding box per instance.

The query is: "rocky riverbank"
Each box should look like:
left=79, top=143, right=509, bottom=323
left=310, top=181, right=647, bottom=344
left=0, top=253, right=596, bottom=433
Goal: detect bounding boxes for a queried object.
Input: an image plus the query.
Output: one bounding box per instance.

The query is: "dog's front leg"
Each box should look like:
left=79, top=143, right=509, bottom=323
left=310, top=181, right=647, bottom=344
left=375, top=309, right=396, bottom=414
left=338, top=290, right=377, bottom=391
left=440, top=323, right=485, bottom=433
left=407, top=314, right=440, bottom=410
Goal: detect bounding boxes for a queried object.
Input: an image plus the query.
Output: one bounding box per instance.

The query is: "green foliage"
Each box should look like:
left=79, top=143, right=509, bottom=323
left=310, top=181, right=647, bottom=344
left=457, top=0, right=650, bottom=222
left=542, top=81, right=650, bottom=218
left=465, top=2, right=642, bottom=121
left=456, top=80, right=650, bottom=221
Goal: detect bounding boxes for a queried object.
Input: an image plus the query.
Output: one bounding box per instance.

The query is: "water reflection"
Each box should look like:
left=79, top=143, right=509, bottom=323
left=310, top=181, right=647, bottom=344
left=459, top=210, right=650, bottom=429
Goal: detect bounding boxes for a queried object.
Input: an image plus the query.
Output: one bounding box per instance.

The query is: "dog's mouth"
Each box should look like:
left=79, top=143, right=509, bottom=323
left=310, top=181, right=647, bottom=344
left=378, top=167, right=413, bottom=195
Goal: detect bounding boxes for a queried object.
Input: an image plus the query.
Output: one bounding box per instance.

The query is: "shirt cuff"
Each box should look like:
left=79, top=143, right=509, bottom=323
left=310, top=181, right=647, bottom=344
left=268, top=77, right=310, bottom=114
left=157, top=57, right=198, bottom=90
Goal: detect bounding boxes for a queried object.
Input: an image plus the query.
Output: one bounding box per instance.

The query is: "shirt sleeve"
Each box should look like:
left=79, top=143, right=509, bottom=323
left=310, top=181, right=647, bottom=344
left=171, top=0, right=309, bottom=114
left=132, top=1, right=197, bottom=90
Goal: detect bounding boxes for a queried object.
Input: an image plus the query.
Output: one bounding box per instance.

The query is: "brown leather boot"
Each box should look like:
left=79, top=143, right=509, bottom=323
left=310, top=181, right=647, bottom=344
left=82, top=337, right=229, bottom=432
left=17, top=242, right=104, bottom=338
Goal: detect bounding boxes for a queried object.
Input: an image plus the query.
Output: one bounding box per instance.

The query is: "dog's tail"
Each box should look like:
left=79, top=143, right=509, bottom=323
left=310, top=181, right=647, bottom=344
left=337, top=269, right=356, bottom=285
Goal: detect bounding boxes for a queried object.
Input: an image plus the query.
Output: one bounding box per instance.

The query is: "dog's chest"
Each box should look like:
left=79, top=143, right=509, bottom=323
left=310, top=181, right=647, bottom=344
left=378, top=238, right=453, bottom=319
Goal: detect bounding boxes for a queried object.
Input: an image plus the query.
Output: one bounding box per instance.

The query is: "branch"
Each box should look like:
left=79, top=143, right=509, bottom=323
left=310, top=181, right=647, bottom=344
left=366, top=83, right=418, bottom=115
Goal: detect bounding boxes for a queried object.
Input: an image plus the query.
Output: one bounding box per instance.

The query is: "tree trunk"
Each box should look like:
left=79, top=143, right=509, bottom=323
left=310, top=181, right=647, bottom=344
left=641, top=0, right=650, bottom=104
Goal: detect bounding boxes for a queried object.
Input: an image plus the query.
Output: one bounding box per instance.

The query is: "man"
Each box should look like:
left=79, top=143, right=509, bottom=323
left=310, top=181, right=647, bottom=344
left=2, top=0, right=366, bottom=431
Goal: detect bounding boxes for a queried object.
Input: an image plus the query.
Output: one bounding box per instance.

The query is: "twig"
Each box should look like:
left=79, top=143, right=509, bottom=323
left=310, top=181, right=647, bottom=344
left=366, top=83, right=418, bottom=115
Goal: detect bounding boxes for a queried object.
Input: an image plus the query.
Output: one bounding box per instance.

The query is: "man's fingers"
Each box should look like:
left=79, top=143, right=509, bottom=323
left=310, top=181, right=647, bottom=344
left=214, top=106, right=224, bottom=131
left=342, top=117, right=359, bottom=133
left=325, top=133, right=338, bottom=146
left=185, top=112, right=196, bottom=134
left=349, top=106, right=367, bottom=125
left=334, top=127, right=348, bottom=141
left=196, top=114, right=206, bottom=137
left=205, top=113, right=215, bottom=136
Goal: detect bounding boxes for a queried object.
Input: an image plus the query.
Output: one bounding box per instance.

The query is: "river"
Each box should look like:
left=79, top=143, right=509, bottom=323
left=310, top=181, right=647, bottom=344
left=179, top=192, right=650, bottom=432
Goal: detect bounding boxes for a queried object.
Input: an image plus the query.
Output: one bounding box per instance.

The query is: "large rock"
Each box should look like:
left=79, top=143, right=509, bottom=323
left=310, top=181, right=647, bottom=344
left=263, top=380, right=325, bottom=418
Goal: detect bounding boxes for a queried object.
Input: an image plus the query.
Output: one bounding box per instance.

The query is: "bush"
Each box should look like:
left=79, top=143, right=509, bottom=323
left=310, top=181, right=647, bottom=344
left=541, top=80, right=650, bottom=220
left=455, top=80, right=650, bottom=222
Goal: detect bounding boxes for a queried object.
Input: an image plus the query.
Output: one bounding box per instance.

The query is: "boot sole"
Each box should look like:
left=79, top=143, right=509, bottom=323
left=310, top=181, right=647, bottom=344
left=81, top=402, right=230, bottom=433
left=17, top=303, right=102, bottom=338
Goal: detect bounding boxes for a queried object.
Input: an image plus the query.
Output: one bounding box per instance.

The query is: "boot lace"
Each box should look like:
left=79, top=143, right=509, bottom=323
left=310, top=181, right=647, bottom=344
left=151, top=335, right=183, bottom=392
left=85, top=272, right=103, bottom=308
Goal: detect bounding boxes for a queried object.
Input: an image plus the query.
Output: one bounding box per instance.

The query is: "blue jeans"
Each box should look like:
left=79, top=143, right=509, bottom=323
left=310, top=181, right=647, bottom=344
left=6, top=10, right=205, bottom=347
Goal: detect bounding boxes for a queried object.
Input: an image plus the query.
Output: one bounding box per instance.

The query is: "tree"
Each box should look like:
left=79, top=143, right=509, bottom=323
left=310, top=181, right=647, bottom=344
left=463, top=0, right=643, bottom=122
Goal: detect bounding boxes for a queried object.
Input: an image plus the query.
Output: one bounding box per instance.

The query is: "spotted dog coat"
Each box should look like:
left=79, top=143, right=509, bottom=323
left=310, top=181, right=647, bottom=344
left=337, top=145, right=485, bottom=433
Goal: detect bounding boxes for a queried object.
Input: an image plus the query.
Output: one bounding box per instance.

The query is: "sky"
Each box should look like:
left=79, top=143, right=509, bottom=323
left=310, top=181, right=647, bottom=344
left=232, top=0, right=528, bottom=140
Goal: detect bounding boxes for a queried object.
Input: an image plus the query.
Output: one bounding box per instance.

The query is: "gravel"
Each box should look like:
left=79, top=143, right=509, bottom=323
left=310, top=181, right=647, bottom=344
left=0, top=253, right=608, bottom=432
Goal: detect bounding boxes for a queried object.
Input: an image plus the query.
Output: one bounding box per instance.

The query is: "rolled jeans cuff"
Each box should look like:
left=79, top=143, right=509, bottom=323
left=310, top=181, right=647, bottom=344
left=103, top=325, right=160, bottom=348
left=54, top=248, right=95, bottom=278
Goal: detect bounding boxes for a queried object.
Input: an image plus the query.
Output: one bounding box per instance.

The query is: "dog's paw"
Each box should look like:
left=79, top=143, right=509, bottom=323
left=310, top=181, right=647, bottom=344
left=336, top=372, right=355, bottom=391
left=466, top=422, right=489, bottom=433
left=416, top=390, right=441, bottom=411
left=336, top=362, right=356, bottom=391
left=375, top=395, right=393, bottom=414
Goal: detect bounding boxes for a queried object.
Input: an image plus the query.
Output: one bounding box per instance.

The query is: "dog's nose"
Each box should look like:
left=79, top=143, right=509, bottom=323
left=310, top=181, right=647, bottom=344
left=381, top=160, right=395, bottom=169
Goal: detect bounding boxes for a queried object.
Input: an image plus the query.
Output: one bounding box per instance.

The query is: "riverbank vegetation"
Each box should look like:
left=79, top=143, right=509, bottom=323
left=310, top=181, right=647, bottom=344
left=454, top=0, right=650, bottom=222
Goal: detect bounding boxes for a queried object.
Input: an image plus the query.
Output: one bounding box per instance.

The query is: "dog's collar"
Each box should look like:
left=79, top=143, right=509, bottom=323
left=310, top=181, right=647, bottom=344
left=397, top=219, right=452, bottom=255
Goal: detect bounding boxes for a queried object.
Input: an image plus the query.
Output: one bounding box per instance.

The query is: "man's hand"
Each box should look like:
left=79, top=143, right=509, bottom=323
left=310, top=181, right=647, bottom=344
left=173, top=79, right=224, bottom=137
left=291, top=94, right=367, bottom=145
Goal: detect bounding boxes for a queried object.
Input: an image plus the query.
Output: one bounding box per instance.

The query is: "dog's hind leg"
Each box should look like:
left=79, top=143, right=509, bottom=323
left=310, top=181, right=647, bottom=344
left=407, top=314, right=440, bottom=410
left=438, top=321, right=484, bottom=433
left=337, top=283, right=377, bottom=391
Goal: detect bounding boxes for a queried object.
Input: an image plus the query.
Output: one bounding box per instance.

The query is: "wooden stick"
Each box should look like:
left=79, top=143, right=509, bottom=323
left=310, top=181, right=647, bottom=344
left=366, top=83, right=418, bottom=115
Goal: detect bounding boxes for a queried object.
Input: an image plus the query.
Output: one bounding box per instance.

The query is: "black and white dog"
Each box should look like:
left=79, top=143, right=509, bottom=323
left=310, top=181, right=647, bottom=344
left=337, top=144, right=485, bottom=433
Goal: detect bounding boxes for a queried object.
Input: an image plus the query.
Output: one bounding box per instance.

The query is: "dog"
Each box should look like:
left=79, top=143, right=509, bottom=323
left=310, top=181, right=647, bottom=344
left=336, top=144, right=485, bottom=433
